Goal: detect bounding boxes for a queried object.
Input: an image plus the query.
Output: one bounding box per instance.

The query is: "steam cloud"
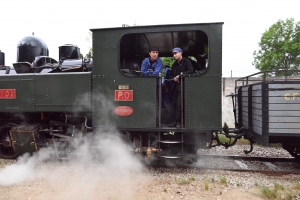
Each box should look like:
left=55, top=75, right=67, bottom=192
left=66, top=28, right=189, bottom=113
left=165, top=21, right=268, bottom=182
left=0, top=91, right=147, bottom=199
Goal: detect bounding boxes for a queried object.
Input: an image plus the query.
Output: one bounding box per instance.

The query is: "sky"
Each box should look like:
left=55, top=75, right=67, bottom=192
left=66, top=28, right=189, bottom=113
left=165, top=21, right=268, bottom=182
left=0, top=0, right=299, bottom=77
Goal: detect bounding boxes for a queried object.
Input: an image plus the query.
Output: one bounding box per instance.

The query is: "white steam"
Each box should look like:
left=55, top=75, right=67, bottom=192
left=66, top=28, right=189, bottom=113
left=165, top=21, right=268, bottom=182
left=0, top=148, right=55, bottom=186
left=0, top=90, right=146, bottom=197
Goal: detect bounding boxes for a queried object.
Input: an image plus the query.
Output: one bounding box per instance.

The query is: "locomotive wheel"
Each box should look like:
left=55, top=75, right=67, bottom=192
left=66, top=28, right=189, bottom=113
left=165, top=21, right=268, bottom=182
left=282, top=144, right=300, bottom=160
left=0, top=123, right=18, bottom=159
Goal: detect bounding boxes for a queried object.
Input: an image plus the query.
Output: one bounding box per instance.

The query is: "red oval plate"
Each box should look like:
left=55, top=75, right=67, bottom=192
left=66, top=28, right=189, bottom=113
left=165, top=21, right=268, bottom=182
left=114, top=106, right=134, bottom=116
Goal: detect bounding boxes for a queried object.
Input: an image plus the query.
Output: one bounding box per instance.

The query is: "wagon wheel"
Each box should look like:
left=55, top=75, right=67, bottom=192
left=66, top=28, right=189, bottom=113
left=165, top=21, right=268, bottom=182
left=0, top=123, right=18, bottom=159
left=282, top=144, right=300, bottom=160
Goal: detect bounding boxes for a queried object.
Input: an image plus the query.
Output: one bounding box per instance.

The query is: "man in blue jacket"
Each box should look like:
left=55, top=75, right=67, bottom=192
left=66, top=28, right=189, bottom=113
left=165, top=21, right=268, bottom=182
left=141, top=46, right=163, bottom=76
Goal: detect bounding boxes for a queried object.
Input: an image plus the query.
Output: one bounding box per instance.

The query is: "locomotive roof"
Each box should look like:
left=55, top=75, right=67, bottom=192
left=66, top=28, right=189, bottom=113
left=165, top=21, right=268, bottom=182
left=91, top=22, right=223, bottom=57
left=90, top=22, right=224, bottom=31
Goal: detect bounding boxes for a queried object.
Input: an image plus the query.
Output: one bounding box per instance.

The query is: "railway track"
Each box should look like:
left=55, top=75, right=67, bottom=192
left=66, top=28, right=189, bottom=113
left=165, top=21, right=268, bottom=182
left=149, top=154, right=300, bottom=176
left=197, top=154, right=299, bottom=162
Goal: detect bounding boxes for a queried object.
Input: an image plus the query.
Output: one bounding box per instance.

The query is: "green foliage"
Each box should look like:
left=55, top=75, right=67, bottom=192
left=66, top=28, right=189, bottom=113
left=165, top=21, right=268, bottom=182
left=219, top=176, right=227, bottom=185
left=291, top=182, right=300, bottom=190
left=274, top=182, right=285, bottom=191
left=161, top=57, right=175, bottom=67
left=253, top=18, right=300, bottom=75
left=260, top=186, right=278, bottom=199
left=163, top=188, right=167, bottom=192
left=204, top=177, right=209, bottom=190
left=174, top=176, right=195, bottom=185
left=284, top=190, right=294, bottom=200
left=190, top=175, right=196, bottom=181
left=258, top=182, right=300, bottom=200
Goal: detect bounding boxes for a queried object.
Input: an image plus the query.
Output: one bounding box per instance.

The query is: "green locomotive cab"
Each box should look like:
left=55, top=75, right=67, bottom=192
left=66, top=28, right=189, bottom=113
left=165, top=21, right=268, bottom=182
left=91, top=23, right=223, bottom=159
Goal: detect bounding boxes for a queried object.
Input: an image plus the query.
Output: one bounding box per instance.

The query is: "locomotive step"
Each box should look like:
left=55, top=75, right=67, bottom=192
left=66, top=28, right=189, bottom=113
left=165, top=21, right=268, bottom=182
left=156, top=155, right=183, bottom=159
left=158, top=140, right=184, bottom=144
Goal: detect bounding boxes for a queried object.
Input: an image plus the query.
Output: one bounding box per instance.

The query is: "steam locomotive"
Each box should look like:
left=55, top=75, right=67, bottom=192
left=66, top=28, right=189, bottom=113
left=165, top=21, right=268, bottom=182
left=0, top=23, right=299, bottom=161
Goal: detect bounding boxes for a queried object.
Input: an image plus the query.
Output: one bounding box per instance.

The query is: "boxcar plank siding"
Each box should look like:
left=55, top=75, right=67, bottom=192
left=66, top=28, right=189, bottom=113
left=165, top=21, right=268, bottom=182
left=242, top=121, right=249, bottom=127
left=242, top=87, right=249, bottom=91
left=252, top=102, right=262, bottom=109
left=269, top=110, right=300, bottom=117
left=269, top=97, right=300, bottom=103
left=269, top=104, right=300, bottom=110
left=267, top=83, right=300, bottom=136
left=269, top=84, right=300, bottom=88
left=253, top=125, right=262, bottom=135
left=252, top=113, right=262, bottom=121
left=269, top=129, right=299, bottom=134
left=253, top=85, right=262, bottom=90
left=252, top=97, right=262, bottom=103
left=237, top=81, right=300, bottom=142
left=252, top=119, right=262, bottom=127
left=269, top=116, right=300, bottom=123
left=242, top=90, right=248, bottom=94
left=269, top=123, right=300, bottom=129
left=242, top=97, right=249, bottom=102
left=252, top=90, right=262, bottom=96
left=252, top=108, right=262, bottom=115
left=269, top=90, right=300, bottom=97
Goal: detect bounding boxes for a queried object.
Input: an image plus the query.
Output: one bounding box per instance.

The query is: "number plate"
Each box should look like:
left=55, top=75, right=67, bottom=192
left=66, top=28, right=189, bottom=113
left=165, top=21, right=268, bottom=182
left=0, top=89, right=16, bottom=99
left=115, top=90, right=133, bottom=101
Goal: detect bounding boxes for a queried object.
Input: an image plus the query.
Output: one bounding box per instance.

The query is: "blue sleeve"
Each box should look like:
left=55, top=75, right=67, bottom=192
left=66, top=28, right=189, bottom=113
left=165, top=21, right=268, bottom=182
left=141, top=59, right=149, bottom=75
left=151, top=58, right=163, bottom=76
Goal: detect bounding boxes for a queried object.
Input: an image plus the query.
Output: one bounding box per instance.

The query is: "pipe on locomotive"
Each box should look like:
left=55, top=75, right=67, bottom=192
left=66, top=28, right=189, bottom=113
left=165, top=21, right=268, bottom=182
left=65, top=114, right=93, bottom=130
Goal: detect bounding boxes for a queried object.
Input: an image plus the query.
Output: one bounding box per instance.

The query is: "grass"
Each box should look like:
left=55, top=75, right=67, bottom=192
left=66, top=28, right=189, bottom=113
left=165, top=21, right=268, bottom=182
left=269, top=143, right=282, bottom=148
left=204, top=181, right=209, bottom=190
left=219, top=176, right=227, bottom=185
left=215, top=134, right=249, bottom=145
left=260, top=186, right=278, bottom=199
left=291, top=182, right=300, bottom=190
left=174, top=176, right=196, bottom=185
left=204, top=177, right=209, bottom=190
left=258, top=182, right=300, bottom=200
left=217, top=133, right=282, bottom=147
left=189, top=175, right=196, bottom=181
left=284, top=190, right=294, bottom=200
left=274, top=183, right=284, bottom=191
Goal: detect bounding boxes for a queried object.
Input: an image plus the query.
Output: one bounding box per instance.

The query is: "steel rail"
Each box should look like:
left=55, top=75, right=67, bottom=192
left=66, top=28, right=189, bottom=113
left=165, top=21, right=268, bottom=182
left=196, top=154, right=299, bottom=163
left=148, top=154, right=300, bottom=176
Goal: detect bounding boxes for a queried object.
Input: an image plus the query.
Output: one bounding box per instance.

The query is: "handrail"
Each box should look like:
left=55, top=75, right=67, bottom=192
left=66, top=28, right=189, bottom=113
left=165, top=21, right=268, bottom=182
left=235, top=69, right=300, bottom=87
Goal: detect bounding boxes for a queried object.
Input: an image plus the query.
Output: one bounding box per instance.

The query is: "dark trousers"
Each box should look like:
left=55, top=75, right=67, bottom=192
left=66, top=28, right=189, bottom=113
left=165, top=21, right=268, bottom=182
left=171, top=90, right=181, bottom=123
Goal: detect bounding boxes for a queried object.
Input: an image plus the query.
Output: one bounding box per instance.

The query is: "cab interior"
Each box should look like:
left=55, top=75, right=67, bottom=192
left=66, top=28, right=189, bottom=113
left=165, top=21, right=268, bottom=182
left=119, top=30, right=209, bottom=76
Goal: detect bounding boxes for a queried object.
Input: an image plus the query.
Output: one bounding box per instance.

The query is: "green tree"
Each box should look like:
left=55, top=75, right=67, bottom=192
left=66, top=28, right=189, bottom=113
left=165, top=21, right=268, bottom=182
left=252, top=18, right=300, bottom=75
left=161, top=57, right=175, bottom=67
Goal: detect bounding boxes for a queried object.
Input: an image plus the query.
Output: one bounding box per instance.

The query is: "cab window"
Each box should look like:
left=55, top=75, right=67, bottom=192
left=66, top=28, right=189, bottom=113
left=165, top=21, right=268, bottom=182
left=119, top=30, right=209, bottom=77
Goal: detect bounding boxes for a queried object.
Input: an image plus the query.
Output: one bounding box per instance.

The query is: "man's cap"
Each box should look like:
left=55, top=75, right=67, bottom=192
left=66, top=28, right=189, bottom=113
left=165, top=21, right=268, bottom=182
left=172, top=47, right=183, bottom=53
left=149, top=46, right=159, bottom=52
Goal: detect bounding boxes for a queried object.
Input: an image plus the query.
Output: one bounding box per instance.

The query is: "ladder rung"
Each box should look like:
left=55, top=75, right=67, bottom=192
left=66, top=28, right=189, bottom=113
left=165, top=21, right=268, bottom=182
left=158, top=140, right=183, bottom=144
